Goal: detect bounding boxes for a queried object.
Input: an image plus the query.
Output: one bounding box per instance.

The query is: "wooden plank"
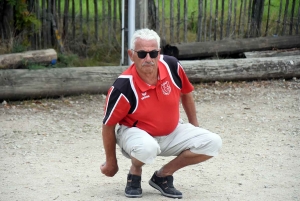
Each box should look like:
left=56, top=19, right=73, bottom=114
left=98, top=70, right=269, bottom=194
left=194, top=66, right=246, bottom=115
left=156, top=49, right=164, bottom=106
left=72, top=0, right=76, bottom=42
left=197, top=0, right=203, bottom=42
left=62, top=0, right=69, bottom=40
left=155, top=0, right=159, bottom=33
left=214, top=0, right=218, bottom=40
left=184, top=0, right=187, bottom=42
left=94, top=0, right=98, bottom=40
left=162, top=0, right=165, bottom=42
left=177, top=0, right=180, bottom=42
left=209, top=0, right=212, bottom=40
left=86, top=0, right=90, bottom=41
left=170, top=0, right=174, bottom=43
left=220, top=0, right=225, bottom=39
left=281, top=0, right=289, bottom=35
left=226, top=0, right=232, bottom=38
left=0, top=49, right=57, bottom=69
left=0, top=55, right=299, bottom=100
left=170, top=35, right=300, bottom=59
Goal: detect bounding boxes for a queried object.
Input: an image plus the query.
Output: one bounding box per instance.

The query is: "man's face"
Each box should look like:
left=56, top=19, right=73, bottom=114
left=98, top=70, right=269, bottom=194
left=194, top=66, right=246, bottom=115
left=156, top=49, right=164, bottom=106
left=128, top=38, right=160, bottom=75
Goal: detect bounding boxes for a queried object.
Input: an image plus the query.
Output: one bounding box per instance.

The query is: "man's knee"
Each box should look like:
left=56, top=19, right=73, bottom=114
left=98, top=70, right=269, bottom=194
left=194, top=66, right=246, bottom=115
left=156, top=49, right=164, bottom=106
left=212, top=133, right=222, bottom=148
left=191, top=132, right=222, bottom=156
left=207, top=133, right=222, bottom=155
left=130, top=139, right=161, bottom=164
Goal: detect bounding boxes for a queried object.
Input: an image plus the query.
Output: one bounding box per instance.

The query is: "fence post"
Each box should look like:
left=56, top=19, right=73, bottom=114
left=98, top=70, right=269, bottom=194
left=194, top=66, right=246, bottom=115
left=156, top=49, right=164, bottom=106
left=136, top=0, right=148, bottom=29
left=250, top=0, right=264, bottom=37
left=124, top=0, right=129, bottom=65
left=184, top=0, right=187, bottom=42
left=197, top=0, right=203, bottom=42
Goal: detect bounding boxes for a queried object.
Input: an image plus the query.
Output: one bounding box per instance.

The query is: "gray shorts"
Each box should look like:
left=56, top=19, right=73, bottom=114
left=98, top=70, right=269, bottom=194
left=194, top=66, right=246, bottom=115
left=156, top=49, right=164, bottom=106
left=115, top=123, right=222, bottom=164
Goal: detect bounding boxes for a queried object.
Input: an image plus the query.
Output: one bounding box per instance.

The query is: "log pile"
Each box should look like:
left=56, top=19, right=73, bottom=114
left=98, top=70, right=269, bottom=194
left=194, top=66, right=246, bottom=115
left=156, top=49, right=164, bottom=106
left=1, top=36, right=300, bottom=100
left=0, top=55, right=299, bottom=100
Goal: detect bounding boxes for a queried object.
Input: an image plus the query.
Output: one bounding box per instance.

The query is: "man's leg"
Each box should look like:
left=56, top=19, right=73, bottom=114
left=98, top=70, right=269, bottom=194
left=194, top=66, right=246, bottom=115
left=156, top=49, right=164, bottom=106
left=158, top=123, right=222, bottom=171
left=116, top=126, right=161, bottom=198
left=148, top=151, right=212, bottom=199
left=149, top=123, right=222, bottom=198
left=156, top=151, right=212, bottom=176
left=130, top=157, right=144, bottom=176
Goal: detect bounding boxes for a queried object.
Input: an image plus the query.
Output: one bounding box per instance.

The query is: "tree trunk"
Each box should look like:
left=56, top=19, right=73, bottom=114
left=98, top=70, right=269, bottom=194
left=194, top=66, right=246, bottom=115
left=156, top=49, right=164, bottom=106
left=1, top=55, right=299, bottom=100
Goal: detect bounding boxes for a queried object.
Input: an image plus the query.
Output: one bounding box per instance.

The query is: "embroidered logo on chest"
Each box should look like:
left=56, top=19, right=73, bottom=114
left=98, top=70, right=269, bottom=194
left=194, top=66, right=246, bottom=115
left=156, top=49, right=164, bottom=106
left=141, top=92, right=150, bottom=100
left=161, top=81, right=171, bottom=95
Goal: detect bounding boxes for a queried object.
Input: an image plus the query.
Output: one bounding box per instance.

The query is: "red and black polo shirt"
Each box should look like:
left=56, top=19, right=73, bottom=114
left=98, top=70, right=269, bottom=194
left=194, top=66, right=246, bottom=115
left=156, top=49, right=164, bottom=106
left=103, top=55, right=194, bottom=136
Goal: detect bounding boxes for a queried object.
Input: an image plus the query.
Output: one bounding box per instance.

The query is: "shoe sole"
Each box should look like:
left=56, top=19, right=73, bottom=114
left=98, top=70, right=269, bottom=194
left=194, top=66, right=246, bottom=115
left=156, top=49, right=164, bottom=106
left=125, top=193, right=142, bottom=198
left=149, top=180, right=183, bottom=199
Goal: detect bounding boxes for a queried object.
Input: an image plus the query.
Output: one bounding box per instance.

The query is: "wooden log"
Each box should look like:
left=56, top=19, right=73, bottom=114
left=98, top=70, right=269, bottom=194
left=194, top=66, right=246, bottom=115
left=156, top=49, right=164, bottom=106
left=169, top=35, right=300, bottom=59
left=245, top=49, right=300, bottom=58
left=0, top=49, right=57, bottom=69
left=0, top=66, right=127, bottom=100
left=180, top=55, right=300, bottom=82
left=0, top=55, right=299, bottom=100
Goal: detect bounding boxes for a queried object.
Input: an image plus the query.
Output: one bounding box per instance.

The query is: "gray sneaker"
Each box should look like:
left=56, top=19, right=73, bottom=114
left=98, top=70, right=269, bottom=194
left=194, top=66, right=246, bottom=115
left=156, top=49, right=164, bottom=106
left=125, top=173, right=142, bottom=198
left=149, top=171, right=182, bottom=199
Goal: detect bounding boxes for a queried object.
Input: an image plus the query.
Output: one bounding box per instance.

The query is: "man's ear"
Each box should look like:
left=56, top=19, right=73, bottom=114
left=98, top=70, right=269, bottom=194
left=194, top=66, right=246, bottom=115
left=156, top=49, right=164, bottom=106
left=127, top=49, right=133, bottom=61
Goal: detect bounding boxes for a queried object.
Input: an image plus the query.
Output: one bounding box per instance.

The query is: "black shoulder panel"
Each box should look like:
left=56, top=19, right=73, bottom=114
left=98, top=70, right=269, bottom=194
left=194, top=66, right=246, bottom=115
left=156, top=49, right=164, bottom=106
left=161, top=55, right=182, bottom=89
left=113, top=76, right=138, bottom=114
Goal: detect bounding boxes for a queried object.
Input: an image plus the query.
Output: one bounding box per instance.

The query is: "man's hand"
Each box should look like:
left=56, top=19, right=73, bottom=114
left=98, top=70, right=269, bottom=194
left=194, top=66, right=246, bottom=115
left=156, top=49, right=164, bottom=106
left=101, top=124, right=118, bottom=177
left=100, top=161, right=119, bottom=177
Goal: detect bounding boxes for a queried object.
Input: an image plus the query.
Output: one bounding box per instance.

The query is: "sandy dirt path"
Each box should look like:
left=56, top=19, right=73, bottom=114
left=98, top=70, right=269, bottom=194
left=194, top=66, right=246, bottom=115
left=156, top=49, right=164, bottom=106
left=1, top=79, right=299, bottom=201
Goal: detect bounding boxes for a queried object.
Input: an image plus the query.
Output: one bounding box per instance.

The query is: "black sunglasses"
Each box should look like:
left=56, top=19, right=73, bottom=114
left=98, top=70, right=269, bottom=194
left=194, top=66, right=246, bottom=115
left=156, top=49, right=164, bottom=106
left=132, top=50, right=159, bottom=59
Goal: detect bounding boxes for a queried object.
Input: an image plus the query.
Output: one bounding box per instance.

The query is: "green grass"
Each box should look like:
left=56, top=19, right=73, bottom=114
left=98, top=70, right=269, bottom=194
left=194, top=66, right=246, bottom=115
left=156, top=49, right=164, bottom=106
left=56, top=0, right=121, bottom=18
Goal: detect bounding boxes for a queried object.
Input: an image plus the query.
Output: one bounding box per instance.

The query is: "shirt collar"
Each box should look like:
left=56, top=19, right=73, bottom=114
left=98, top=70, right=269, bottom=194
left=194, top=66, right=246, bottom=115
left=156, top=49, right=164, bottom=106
left=130, top=58, right=168, bottom=92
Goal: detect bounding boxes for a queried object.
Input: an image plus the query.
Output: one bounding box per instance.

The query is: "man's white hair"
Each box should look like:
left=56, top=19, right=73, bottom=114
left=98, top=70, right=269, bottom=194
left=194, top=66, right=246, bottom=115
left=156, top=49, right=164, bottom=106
left=130, top=28, right=160, bottom=50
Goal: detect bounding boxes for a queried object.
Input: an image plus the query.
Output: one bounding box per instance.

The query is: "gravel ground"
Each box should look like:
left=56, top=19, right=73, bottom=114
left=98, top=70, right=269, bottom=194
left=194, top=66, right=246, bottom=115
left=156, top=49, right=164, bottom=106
left=0, top=79, right=299, bottom=201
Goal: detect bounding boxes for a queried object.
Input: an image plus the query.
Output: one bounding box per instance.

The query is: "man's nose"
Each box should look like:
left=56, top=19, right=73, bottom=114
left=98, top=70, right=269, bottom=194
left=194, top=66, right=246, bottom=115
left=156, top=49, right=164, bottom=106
left=145, top=53, right=152, bottom=60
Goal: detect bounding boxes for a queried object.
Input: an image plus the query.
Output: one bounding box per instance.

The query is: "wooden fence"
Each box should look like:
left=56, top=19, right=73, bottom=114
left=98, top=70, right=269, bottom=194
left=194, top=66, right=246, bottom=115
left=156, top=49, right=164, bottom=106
left=152, top=0, right=300, bottom=43
left=1, top=0, right=300, bottom=60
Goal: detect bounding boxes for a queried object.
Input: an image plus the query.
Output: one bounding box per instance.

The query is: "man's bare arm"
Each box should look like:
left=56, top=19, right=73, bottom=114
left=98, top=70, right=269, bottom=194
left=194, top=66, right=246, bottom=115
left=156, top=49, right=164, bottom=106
left=100, top=124, right=119, bottom=177
left=181, top=92, right=199, bottom=127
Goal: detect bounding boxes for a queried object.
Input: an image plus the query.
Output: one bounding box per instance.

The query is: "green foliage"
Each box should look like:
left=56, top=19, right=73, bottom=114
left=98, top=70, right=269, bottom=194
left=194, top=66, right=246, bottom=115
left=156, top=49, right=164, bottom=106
left=12, top=43, right=27, bottom=53
left=188, top=11, right=198, bottom=33
left=11, top=34, right=31, bottom=53
left=27, top=64, right=46, bottom=69
left=6, top=0, right=41, bottom=32
left=51, top=53, right=113, bottom=68
left=87, top=43, right=120, bottom=66
left=56, top=53, right=80, bottom=67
